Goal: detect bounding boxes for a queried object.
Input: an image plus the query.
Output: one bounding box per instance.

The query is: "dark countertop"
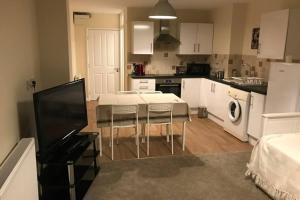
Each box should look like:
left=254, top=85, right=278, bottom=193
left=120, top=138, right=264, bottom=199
left=130, top=74, right=268, bottom=95
left=130, top=74, right=208, bottom=79
left=209, top=77, right=268, bottom=95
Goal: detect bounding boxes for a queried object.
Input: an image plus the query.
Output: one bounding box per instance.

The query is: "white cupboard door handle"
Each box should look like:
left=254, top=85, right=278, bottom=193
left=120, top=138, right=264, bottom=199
left=183, top=80, right=185, bottom=89
left=140, top=80, right=149, bottom=84
left=139, top=86, right=149, bottom=90
left=210, top=83, right=212, bottom=92
left=150, top=43, right=153, bottom=53
left=214, top=83, right=216, bottom=93
left=251, top=95, right=254, bottom=108
left=198, top=44, right=200, bottom=52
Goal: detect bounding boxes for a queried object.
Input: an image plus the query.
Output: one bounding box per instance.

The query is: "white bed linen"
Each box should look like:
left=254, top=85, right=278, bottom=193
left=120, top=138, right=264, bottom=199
left=246, top=133, right=300, bottom=200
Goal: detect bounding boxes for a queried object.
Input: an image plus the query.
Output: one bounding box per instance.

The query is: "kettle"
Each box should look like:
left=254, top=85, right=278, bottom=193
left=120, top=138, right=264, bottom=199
left=133, top=63, right=145, bottom=76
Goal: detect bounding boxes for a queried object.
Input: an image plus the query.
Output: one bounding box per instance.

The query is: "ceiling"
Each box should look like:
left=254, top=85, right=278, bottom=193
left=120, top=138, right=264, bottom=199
left=70, top=0, right=250, bottom=13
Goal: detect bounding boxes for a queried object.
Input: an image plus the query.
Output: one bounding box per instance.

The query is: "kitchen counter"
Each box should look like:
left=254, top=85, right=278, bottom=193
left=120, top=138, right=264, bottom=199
left=130, top=74, right=208, bottom=79
left=209, top=77, right=268, bottom=95
left=130, top=74, right=268, bottom=95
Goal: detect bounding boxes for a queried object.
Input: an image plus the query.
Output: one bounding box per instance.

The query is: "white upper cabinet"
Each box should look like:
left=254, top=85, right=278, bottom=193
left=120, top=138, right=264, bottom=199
left=258, top=9, right=300, bottom=60
left=178, top=23, right=213, bottom=55
left=132, top=21, right=154, bottom=55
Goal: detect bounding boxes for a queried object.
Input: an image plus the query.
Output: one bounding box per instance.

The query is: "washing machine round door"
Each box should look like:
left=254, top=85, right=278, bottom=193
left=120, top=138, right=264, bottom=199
left=228, top=99, right=241, bottom=122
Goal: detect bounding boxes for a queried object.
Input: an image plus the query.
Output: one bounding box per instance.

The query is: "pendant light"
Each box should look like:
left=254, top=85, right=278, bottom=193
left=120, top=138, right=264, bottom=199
left=149, top=0, right=177, bottom=20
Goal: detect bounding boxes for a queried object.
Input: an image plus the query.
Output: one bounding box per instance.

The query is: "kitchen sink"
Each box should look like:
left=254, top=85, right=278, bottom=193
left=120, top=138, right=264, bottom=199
left=223, top=77, right=265, bottom=86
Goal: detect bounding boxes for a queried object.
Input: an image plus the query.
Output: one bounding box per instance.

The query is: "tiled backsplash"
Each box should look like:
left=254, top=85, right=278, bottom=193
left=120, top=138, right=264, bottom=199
left=210, top=54, right=272, bottom=81
left=129, top=50, right=295, bottom=81
left=128, top=49, right=209, bottom=75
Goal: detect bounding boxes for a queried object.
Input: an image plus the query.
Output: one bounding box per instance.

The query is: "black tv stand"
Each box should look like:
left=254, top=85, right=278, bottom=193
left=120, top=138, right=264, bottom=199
left=37, top=132, right=100, bottom=200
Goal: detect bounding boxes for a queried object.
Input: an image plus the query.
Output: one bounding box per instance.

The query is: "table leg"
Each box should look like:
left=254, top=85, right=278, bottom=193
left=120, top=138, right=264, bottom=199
left=111, top=127, right=114, bottom=160
left=182, top=122, right=186, bottom=151
left=166, top=124, right=170, bottom=143
left=141, top=123, right=146, bottom=143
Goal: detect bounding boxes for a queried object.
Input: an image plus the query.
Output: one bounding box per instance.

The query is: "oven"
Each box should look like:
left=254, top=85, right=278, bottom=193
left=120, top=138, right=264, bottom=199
left=155, top=78, right=181, bottom=97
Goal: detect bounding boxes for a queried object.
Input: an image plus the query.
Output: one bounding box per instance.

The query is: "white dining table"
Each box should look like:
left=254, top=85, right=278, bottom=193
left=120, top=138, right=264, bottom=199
left=96, top=93, right=191, bottom=150
left=98, top=93, right=186, bottom=105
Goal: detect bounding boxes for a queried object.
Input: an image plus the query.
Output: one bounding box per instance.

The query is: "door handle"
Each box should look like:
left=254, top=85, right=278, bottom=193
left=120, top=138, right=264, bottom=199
left=198, top=43, right=200, bottom=52
left=250, top=95, right=254, bottom=108
left=150, top=43, right=153, bottom=53
left=213, top=83, right=216, bottom=93
left=183, top=80, right=185, bottom=89
left=140, top=80, right=149, bottom=84
left=139, top=86, right=149, bottom=90
left=115, top=68, right=119, bottom=72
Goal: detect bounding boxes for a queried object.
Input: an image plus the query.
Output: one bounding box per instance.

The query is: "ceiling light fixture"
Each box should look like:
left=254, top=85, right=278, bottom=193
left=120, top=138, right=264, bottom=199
left=149, top=0, right=177, bottom=20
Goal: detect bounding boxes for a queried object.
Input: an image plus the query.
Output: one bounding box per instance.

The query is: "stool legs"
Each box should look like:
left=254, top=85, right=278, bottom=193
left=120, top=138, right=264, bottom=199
left=147, top=124, right=150, bottom=156
left=182, top=122, right=186, bottom=151
left=111, top=127, right=114, bottom=160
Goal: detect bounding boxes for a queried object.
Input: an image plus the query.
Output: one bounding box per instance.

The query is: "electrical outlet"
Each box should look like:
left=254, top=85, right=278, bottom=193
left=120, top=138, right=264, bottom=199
left=26, top=79, right=36, bottom=91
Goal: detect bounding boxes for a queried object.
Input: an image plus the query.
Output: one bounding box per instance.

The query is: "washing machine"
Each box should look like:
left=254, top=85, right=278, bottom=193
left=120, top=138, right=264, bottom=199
left=223, top=87, right=250, bottom=142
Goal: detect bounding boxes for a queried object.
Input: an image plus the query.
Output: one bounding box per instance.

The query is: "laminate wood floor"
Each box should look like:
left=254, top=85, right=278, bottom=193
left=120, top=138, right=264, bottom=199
left=83, top=101, right=252, bottom=162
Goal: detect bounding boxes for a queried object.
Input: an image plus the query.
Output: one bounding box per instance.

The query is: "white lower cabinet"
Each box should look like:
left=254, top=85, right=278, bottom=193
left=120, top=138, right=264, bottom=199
left=181, top=78, right=201, bottom=110
left=201, top=79, right=229, bottom=120
left=130, top=78, right=156, bottom=91
left=247, top=92, right=266, bottom=139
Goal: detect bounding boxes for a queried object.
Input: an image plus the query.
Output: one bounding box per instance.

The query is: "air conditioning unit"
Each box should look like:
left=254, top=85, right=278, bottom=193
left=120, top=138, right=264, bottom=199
left=73, top=12, right=91, bottom=25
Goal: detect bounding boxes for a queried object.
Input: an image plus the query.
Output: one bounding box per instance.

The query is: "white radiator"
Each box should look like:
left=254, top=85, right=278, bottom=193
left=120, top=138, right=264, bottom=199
left=0, top=138, right=38, bottom=200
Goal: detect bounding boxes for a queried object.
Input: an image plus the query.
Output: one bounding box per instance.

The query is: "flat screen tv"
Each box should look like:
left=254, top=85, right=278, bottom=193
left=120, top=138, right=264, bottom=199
left=33, top=79, right=88, bottom=160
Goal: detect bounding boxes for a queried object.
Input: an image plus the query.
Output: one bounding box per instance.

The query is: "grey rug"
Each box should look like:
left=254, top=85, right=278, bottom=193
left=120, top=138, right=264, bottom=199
left=84, top=152, right=270, bottom=200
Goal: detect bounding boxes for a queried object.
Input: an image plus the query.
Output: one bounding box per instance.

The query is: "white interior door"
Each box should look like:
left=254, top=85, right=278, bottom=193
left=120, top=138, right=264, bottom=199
left=87, top=29, right=120, bottom=100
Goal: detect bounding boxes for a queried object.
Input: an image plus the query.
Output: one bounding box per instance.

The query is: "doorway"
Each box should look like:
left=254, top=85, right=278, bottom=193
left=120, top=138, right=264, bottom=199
left=87, top=29, right=120, bottom=100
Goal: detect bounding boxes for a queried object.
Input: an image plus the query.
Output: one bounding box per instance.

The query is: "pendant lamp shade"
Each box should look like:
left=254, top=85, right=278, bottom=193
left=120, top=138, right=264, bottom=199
left=149, top=0, right=177, bottom=20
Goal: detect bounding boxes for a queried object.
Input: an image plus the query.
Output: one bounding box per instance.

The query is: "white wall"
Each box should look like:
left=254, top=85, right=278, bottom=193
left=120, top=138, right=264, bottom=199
left=242, top=0, right=300, bottom=55
left=74, top=13, right=120, bottom=80
left=212, top=3, right=247, bottom=55
left=0, top=0, right=40, bottom=164
left=211, top=4, right=233, bottom=54
left=36, top=0, right=70, bottom=89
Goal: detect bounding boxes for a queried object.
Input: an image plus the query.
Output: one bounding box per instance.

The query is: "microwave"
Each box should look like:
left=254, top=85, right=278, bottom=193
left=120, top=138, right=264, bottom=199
left=186, top=63, right=211, bottom=76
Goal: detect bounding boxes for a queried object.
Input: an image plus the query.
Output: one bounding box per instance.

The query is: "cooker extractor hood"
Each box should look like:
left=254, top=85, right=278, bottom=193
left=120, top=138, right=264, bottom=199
left=154, top=20, right=180, bottom=46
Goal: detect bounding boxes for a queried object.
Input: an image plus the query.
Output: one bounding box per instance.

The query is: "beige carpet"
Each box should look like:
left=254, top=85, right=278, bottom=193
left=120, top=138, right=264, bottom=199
left=84, top=152, right=270, bottom=200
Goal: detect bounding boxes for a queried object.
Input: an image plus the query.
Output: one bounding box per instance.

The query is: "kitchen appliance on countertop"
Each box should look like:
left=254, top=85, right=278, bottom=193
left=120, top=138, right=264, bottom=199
left=155, top=78, right=181, bottom=97
left=133, top=63, right=145, bottom=76
left=186, top=63, right=210, bottom=76
left=216, top=71, right=225, bottom=79
left=175, top=66, right=187, bottom=75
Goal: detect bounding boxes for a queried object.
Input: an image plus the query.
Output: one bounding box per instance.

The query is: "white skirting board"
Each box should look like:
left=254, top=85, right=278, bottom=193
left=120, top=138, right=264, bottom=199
left=208, top=113, right=224, bottom=127
left=0, top=138, right=38, bottom=200
left=248, top=136, right=258, bottom=146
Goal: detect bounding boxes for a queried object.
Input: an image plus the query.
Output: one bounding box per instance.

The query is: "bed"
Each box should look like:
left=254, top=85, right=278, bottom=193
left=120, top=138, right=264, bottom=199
left=246, top=113, right=300, bottom=200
